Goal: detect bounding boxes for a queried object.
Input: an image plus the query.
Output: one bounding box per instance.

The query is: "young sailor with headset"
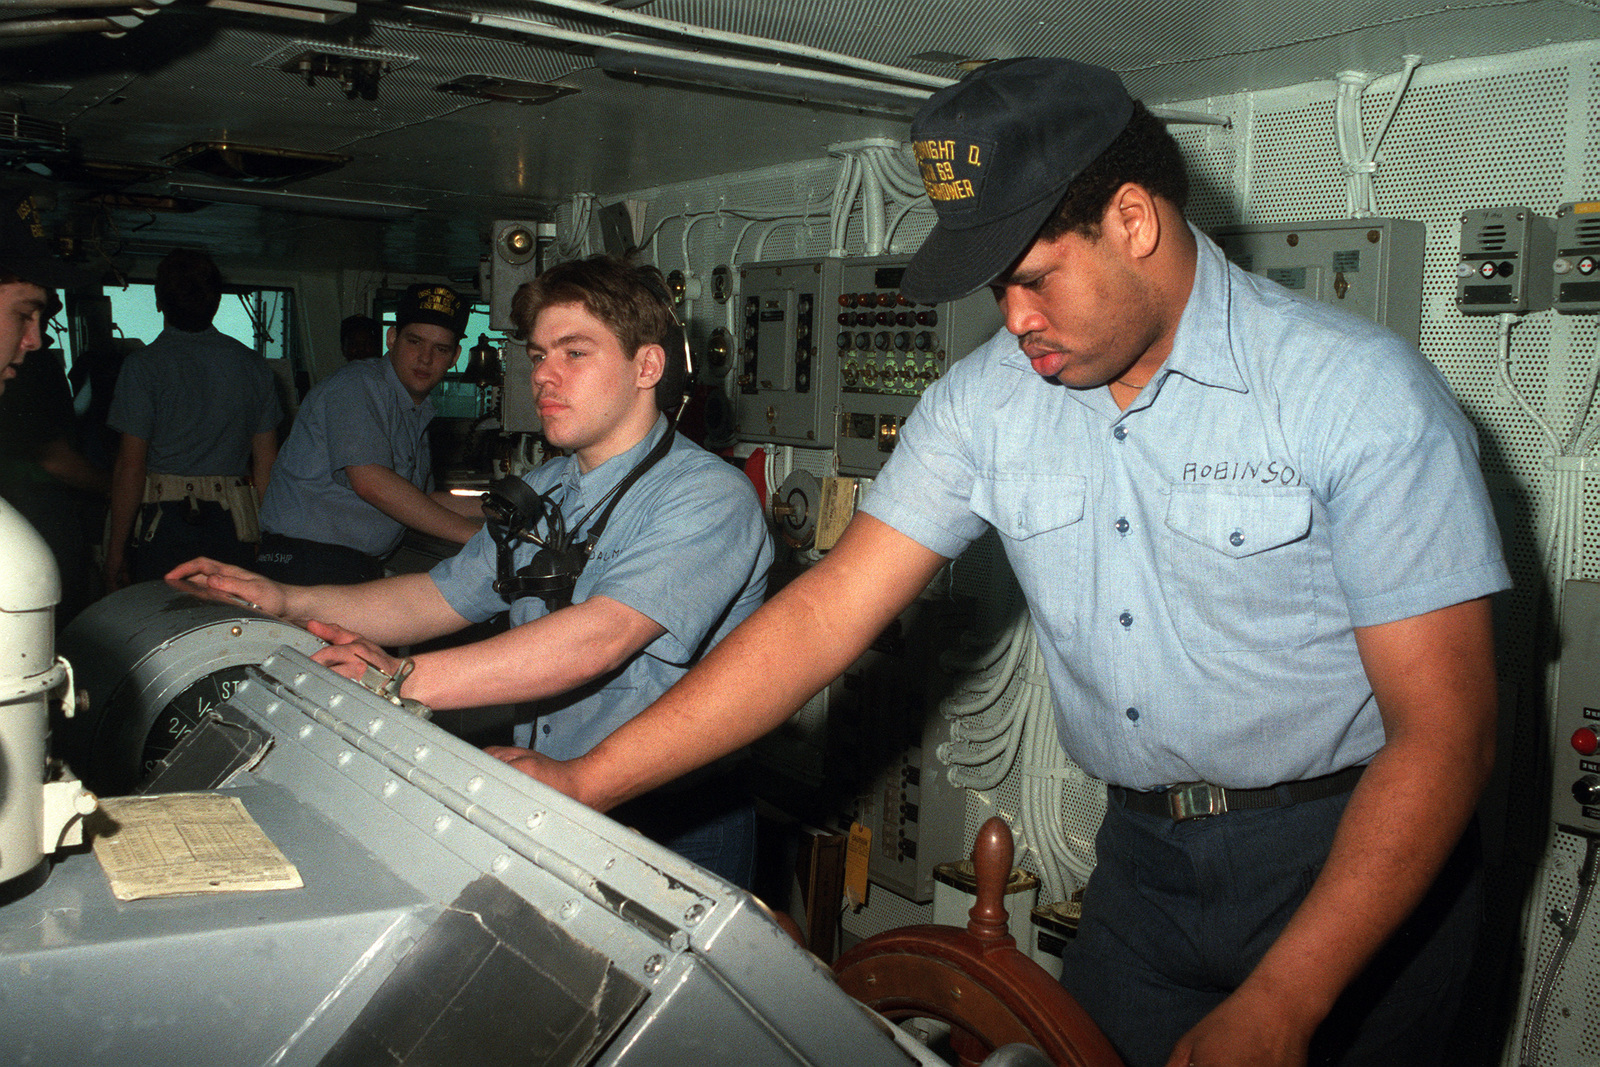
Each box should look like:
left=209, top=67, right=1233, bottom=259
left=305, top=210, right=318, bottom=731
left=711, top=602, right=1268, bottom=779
left=170, top=256, right=774, bottom=886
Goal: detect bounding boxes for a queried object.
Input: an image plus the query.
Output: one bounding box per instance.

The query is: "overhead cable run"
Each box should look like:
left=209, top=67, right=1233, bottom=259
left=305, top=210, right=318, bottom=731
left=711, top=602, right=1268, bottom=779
left=399, top=3, right=939, bottom=111
left=0, top=0, right=355, bottom=36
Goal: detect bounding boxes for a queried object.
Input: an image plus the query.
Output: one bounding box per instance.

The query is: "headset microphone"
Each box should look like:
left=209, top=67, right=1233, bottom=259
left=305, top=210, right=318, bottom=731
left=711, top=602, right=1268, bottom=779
left=483, top=264, right=690, bottom=611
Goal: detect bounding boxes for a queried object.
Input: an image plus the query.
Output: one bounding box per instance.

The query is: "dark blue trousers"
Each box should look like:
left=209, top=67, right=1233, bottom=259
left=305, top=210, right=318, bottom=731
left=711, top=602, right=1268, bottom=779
left=255, top=532, right=385, bottom=586
left=1060, top=790, right=1481, bottom=1067
left=131, top=500, right=253, bottom=582
left=611, top=773, right=757, bottom=890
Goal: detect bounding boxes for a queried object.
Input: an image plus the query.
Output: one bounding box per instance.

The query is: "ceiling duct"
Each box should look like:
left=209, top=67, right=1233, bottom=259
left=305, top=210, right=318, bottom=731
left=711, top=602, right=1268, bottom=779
left=166, top=182, right=422, bottom=219
left=0, top=111, right=66, bottom=155
left=162, top=142, right=349, bottom=185
left=592, top=43, right=924, bottom=114
left=401, top=3, right=946, bottom=113
left=435, top=74, right=579, bottom=104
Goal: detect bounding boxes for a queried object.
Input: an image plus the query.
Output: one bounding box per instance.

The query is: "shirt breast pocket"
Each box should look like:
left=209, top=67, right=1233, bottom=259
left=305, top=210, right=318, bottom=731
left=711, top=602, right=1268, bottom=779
left=972, top=472, right=1087, bottom=642
left=1162, top=484, right=1315, bottom=653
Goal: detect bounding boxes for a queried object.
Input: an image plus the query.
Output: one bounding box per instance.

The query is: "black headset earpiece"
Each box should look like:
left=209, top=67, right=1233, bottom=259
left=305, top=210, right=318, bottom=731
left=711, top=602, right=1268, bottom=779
left=482, top=476, right=547, bottom=541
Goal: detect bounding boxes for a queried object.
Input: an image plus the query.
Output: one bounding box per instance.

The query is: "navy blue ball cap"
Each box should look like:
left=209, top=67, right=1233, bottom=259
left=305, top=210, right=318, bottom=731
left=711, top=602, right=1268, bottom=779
left=0, top=195, right=99, bottom=290
left=396, top=282, right=469, bottom=340
left=900, top=58, right=1134, bottom=305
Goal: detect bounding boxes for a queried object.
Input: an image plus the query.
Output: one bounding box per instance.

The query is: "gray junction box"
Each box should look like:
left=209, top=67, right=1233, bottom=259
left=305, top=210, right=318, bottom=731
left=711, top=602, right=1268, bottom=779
left=1553, top=201, right=1600, bottom=314
left=1211, top=217, right=1425, bottom=345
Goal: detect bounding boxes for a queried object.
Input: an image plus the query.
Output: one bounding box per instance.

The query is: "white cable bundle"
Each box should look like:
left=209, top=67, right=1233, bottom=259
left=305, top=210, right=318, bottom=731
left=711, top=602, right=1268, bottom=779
left=937, top=613, right=1101, bottom=900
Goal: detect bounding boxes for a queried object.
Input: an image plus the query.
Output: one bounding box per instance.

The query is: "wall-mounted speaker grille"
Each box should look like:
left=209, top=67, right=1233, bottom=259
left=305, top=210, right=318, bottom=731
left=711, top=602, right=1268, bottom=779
left=1473, top=225, right=1509, bottom=252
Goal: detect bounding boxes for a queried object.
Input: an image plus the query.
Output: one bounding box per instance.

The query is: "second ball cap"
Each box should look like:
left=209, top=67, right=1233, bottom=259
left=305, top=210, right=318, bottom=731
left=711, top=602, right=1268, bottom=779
left=396, top=283, right=469, bottom=339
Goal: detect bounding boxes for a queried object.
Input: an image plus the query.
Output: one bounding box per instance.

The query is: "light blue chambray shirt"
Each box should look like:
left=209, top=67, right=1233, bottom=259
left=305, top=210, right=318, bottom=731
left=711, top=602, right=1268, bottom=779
left=259, top=356, right=433, bottom=558
left=107, top=326, right=281, bottom=475
left=863, top=226, right=1510, bottom=791
left=430, top=416, right=773, bottom=760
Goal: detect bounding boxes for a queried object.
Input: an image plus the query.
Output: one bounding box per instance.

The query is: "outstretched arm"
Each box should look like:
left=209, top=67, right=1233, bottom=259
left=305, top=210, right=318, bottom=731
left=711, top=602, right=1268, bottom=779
left=311, top=592, right=668, bottom=710
left=345, top=462, right=482, bottom=544
left=493, top=514, right=950, bottom=810
left=166, top=559, right=469, bottom=648
left=1166, top=596, right=1497, bottom=1067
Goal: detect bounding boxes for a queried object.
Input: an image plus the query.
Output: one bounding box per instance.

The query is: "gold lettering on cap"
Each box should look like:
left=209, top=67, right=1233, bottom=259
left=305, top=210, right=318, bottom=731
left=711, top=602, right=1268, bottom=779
left=925, top=179, right=977, bottom=203
left=17, top=198, right=44, bottom=239
left=911, top=139, right=958, bottom=162
left=419, top=286, right=458, bottom=316
left=968, top=145, right=982, bottom=167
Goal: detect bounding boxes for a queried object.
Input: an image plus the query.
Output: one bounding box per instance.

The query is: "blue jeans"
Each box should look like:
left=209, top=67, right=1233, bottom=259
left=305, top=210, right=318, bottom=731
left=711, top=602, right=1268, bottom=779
left=1060, top=790, right=1481, bottom=1067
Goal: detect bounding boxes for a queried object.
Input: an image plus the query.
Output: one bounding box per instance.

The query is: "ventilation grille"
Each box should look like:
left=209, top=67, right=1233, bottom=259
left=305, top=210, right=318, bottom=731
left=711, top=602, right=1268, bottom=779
left=1571, top=216, right=1600, bottom=247
left=0, top=111, right=66, bottom=152
left=1471, top=223, right=1510, bottom=253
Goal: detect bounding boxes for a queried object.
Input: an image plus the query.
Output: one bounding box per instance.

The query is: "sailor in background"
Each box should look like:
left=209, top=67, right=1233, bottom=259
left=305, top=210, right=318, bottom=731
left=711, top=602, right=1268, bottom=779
left=103, top=248, right=280, bottom=588
left=0, top=198, right=108, bottom=630
left=0, top=197, right=62, bottom=396
left=256, top=283, right=482, bottom=585
left=339, top=314, right=381, bottom=363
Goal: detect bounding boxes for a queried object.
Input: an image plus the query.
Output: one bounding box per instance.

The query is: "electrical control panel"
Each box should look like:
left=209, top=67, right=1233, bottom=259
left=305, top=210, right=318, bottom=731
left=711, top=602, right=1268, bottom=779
left=1456, top=207, right=1556, bottom=314
left=735, top=260, right=829, bottom=446
left=835, top=638, right=967, bottom=903
left=1211, top=217, right=1425, bottom=345
left=734, top=256, right=1001, bottom=469
left=752, top=595, right=971, bottom=903
left=834, top=259, right=1003, bottom=476
left=1552, top=201, right=1600, bottom=314
left=1553, top=579, right=1600, bottom=836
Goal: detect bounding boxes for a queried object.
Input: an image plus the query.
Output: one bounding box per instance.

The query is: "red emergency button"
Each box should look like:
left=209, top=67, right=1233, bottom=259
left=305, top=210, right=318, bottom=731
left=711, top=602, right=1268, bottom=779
left=1573, top=726, right=1599, bottom=756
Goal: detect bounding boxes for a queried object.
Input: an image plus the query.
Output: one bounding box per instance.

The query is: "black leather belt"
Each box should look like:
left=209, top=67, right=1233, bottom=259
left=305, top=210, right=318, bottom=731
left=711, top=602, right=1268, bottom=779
left=1110, top=764, right=1366, bottom=822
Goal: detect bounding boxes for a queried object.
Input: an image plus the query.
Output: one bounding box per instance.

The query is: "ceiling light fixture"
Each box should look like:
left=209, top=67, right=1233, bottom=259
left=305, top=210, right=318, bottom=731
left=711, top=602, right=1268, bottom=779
left=166, top=182, right=423, bottom=220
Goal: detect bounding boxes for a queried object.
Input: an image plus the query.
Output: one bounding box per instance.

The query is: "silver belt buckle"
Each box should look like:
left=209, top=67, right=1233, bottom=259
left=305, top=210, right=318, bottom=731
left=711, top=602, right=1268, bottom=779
left=1167, top=782, right=1227, bottom=821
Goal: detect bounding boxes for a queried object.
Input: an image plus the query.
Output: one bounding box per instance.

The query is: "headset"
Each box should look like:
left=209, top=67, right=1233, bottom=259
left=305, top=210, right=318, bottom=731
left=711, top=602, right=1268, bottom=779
left=483, top=265, right=694, bottom=611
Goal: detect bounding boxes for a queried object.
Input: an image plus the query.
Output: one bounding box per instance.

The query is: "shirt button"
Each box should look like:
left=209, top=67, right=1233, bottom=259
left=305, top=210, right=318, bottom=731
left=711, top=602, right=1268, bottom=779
left=1113, top=425, right=1128, bottom=441
left=1119, top=611, right=1133, bottom=628
left=1229, top=530, right=1245, bottom=547
left=1114, top=517, right=1130, bottom=535
left=542, top=723, right=551, bottom=735
left=1125, top=707, right=1140, bottom=721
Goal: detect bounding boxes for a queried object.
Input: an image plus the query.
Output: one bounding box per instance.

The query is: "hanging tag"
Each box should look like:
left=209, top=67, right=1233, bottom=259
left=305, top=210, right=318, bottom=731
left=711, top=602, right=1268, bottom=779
left=844, top=821, right=872, bottom=910
left=816, top=478, right=859, bottom=550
